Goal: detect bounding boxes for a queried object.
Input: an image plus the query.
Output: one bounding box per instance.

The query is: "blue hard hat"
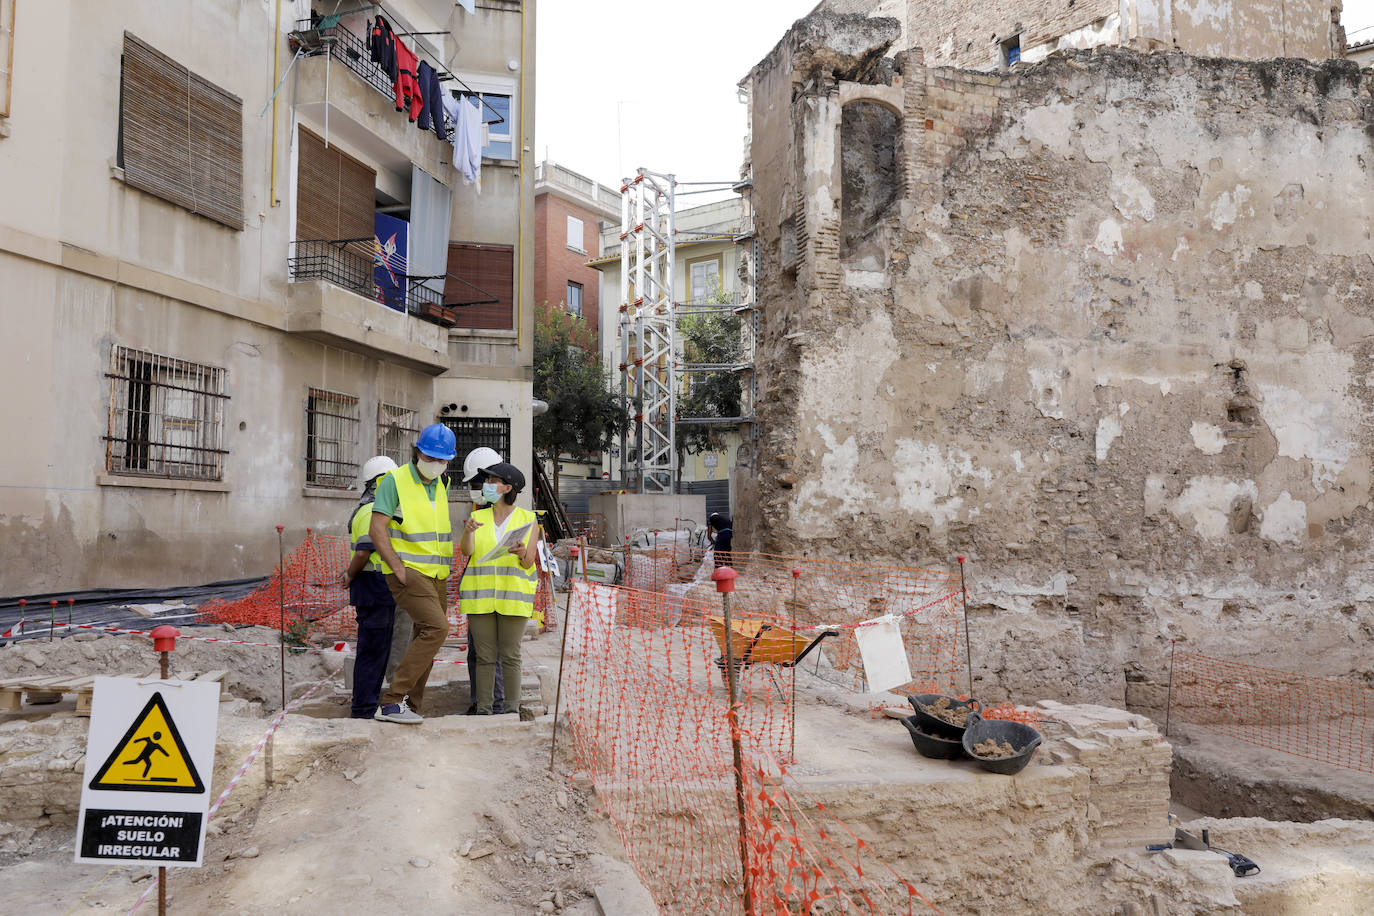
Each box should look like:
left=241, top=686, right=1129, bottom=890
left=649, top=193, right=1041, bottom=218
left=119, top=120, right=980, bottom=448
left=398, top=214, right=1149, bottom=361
left=416, top=423, right=457, bottom=460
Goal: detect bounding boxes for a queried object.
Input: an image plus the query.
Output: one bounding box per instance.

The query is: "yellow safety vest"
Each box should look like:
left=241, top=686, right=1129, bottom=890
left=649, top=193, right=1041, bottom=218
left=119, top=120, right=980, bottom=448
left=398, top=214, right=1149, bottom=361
left=460, top=505, right=539, bottom=617
left=379, top=466, right=453, bottom=579
left=349, top=500, right=382, bottom=572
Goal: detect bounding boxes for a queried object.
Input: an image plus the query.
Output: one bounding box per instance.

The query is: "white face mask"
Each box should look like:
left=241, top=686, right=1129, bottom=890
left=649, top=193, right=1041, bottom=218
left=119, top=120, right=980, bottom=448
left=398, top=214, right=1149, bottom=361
left=416, top=458, right=447, bottom=480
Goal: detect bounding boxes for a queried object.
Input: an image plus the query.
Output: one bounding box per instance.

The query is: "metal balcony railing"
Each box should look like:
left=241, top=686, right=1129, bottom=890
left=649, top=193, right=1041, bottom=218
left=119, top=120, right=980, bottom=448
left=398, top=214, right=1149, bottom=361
left=289, top=238, right=380, bottom=301
left=292, top=18, right=393, bottom=103
left=289, top=239, right=500, bottom=326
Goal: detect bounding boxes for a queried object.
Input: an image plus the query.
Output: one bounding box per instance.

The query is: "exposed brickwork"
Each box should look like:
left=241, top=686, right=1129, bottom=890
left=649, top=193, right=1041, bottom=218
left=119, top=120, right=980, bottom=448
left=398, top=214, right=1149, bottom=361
left=908, top=0, right=1119, bottom=69
left=533, top=192, right=605, bottom=347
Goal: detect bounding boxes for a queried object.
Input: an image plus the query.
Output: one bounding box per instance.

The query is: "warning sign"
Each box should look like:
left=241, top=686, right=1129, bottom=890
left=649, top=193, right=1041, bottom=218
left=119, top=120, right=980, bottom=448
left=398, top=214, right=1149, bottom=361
left=88, top=693, right=205, bottom=792
left=76, top=678, right=219, bottom=867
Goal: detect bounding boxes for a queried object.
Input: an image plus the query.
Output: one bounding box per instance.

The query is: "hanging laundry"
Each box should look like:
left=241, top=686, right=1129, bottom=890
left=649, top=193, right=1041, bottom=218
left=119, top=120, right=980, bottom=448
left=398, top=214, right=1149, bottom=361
left=415, top=61, right=447, bottom=142
left=444, top=93, right=483, bottom=189
left=394, top=39, right=423, bottom=122
left=368, top=15, right=398, bottom=83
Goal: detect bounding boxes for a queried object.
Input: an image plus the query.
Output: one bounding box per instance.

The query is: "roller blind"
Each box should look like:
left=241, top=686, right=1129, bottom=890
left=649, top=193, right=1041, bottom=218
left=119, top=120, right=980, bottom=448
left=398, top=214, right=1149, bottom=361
left=445, top=243, right=513, bottom=330
left=295, top=126, right=376, bottom=242
left=119, top=33, right=244, bottom=231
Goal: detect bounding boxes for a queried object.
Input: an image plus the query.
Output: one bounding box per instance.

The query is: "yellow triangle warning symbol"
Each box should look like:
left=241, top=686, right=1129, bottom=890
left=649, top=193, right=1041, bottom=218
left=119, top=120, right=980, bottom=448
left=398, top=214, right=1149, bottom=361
left=88, top=692, right=205, bottom=794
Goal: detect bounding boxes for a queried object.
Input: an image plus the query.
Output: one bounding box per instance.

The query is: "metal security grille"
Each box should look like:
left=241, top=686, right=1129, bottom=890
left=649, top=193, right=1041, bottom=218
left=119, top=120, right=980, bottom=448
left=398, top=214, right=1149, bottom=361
left=441, top=417, right=511, bottom=465
left=377, top=402, right=419, bottom=465
left=105, top=346, right=229, bottom=480
left=305, top=388, right=360, bottom=488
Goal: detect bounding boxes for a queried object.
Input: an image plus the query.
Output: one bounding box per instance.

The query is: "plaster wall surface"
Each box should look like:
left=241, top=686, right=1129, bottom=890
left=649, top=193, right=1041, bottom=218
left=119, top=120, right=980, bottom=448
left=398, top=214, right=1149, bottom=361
left=743, top=13, right=1374, bottom=710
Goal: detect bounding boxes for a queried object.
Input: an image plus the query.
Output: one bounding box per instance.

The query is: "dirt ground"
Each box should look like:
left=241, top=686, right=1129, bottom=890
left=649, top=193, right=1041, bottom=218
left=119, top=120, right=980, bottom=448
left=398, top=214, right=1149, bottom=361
left=2, top=620, right=1372, bottom=914
left=0, top=626, right=644, bottom=915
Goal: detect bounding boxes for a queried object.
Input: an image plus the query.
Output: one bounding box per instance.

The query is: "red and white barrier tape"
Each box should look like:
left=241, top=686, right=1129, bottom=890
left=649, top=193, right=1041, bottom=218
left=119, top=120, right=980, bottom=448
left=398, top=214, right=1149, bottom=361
left=125, top=667, right=341, bottom=914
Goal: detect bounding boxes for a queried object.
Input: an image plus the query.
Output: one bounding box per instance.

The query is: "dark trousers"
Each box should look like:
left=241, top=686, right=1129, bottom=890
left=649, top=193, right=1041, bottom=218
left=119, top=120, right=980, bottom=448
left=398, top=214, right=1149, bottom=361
left=352, top=599, right=396, bottom=717
left=467, top=636, right=504, bottom=712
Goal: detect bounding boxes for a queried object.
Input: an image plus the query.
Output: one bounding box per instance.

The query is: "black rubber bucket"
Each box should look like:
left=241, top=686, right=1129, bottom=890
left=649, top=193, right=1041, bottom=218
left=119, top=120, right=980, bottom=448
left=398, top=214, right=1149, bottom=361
left=907, top=694, right=981, bottom=740
left=900, top=715, right=965, bottom=759
left=962, top=714, right=1043, bottom=775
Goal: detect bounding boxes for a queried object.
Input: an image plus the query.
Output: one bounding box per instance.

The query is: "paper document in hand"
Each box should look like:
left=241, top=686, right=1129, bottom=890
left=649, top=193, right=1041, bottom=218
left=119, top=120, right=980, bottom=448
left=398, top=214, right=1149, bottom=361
left=477, top=522, right=534, bottom=564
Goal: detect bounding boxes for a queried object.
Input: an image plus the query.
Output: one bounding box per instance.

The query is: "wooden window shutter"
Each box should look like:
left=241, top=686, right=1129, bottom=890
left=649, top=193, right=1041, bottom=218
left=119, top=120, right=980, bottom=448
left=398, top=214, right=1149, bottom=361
left=119, top=33, right=243, bottom=230
left=296, top=126, right=376, bottom=242
left=446, top=243, right=514, bottom=331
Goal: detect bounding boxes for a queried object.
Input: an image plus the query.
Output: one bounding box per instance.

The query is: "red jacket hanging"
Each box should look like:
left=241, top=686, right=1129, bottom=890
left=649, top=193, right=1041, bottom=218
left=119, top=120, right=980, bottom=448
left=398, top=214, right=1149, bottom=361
left=394, top=39, right=423, bottom=122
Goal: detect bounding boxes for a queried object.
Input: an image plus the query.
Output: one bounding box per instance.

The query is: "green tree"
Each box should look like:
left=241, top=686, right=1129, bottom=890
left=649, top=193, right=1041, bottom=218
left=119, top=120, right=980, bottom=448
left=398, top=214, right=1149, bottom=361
left=676, top=287, right=743, bottom=475
left=533, top=301, right=628, bottom=496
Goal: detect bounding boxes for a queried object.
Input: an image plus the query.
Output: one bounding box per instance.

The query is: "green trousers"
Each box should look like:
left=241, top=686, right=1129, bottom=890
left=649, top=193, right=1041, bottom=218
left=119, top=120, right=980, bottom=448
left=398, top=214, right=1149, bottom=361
left=467, top=612, right=527, bottom=714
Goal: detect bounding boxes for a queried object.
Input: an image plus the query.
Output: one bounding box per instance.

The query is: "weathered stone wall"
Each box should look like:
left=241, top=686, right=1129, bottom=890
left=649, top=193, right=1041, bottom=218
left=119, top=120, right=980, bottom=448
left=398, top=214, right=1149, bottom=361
left=743, top=13, right=1374, bottom=712
left=821, top=0, right=1345, bottom=68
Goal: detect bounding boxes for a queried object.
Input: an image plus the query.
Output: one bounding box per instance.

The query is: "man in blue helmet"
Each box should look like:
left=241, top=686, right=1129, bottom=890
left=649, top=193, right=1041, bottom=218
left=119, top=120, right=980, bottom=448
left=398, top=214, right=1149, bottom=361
left=366, top=423, right=457, bottom=724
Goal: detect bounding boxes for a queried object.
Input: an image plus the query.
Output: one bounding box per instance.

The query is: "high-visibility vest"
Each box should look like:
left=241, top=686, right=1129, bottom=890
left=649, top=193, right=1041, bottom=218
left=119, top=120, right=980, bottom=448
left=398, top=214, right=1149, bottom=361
left=460, top=505, right=539, bottom=617
left=349, top=500, right=382, bottom=572
left=379, top=466, right=453, bottom=579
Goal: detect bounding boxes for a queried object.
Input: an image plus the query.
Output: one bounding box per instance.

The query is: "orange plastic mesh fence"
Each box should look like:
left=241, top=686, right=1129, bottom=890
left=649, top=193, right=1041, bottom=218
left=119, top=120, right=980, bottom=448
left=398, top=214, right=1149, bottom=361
left=623, top=549, right=968, bottom=697
left=1169, top=650, right=1374, bottom=775
left=562, top=580, right=938, bottom=914
left=198, top=530, right=556, bottom=639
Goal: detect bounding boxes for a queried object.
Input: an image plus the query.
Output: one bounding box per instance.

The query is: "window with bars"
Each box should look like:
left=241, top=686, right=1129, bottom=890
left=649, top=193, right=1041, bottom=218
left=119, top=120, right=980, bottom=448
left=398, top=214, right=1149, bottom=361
left=377, top=402, right=419, bottom=466
left=305, top=388, right=360, bottom=488
left=105, top=346, right=229, bottom=481
left=440, top=417, right=511, bottom=486
left=117, top=33, right=244, bottom=230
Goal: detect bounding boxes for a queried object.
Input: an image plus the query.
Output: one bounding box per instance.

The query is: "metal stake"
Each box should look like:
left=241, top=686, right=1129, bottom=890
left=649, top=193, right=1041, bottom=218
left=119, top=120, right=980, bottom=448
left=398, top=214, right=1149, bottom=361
left=1165, top=639, right=1177, bottom=738
left=49, top=600, right=56, bottom=641
left=265, top=734, right=274, bottom=787
left=158, top=639, right=169, bottom=916
left=790, top=569, right=800, bottom=764
left=721, top=588, right=754, bottom=915
left=276, top=525, right=286, bottom=712
left=957, top=555, right=973, bottom=698
left=549, top=542, right=582, bottom=771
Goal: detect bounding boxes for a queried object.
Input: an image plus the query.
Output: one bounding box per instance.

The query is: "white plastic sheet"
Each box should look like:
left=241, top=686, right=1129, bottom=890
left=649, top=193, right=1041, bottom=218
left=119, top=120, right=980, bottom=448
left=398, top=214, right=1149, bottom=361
left=853, top=615, right=911, bottom=693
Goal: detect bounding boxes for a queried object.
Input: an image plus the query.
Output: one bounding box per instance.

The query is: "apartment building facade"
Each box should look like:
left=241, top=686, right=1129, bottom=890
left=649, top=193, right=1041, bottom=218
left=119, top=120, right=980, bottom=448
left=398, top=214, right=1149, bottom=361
left=0, top=0, right=535, bottom=593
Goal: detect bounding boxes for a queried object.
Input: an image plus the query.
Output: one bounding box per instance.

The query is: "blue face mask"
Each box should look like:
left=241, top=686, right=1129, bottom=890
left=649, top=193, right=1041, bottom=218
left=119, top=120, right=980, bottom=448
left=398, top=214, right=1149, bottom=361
left=480, top=481, right=501, bottom=504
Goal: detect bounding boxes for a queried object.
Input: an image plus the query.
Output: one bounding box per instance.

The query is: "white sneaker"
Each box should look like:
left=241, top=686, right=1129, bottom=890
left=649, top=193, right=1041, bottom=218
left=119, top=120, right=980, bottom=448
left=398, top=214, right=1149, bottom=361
left=374, top=698, right=423, bottom=724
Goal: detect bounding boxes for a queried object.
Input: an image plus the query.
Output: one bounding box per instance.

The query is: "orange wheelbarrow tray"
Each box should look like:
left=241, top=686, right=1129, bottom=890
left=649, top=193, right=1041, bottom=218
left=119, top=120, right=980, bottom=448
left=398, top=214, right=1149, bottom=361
left=708, top=616, right=839, bottom=669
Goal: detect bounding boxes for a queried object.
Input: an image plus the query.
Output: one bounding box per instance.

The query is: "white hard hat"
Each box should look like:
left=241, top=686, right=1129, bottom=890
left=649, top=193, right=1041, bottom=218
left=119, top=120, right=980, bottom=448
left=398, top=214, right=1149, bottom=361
left=361, top=455, right=399, bottom=484
left=462, top=446, right=504, bottom=482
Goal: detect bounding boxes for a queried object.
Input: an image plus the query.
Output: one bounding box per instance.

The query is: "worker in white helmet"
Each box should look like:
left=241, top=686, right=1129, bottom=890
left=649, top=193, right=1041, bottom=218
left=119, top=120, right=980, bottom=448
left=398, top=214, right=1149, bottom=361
left=460, top=445, right=506, bottom=713
left=338, top=455, right=400, bottom=718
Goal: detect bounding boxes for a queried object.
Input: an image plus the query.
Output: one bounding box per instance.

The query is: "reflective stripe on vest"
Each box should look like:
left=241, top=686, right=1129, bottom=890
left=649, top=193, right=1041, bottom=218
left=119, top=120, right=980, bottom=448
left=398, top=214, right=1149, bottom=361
left=459, top=505, right=539, bottom=617
left=349, top=500, right=382, bottom=572
left=380, top=465, right=453, bottom=579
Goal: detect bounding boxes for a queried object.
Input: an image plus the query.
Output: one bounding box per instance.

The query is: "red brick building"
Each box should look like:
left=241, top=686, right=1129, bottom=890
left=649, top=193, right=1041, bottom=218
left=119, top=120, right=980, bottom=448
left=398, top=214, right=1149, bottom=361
left=533, top=161, right=620, bottom=348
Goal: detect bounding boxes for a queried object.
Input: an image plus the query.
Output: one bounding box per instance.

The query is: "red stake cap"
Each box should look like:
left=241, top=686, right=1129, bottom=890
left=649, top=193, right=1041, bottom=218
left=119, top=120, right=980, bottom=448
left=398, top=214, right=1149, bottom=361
left=50, top=600, right=57, bottom=607
left=956, top=555, right=966, bottom=564
left=150, top=625, right=180, bottom=653
left=570, top=545, right=580, bottom=557
left=18, top=599, right=25, bottom=607
left=712, top=566, right=738, bottom=593
left=68, top=598, right=74, bottom=605
left=275, top=525, right=284, bottom=533
left=791, top=568, right=801, bottom=578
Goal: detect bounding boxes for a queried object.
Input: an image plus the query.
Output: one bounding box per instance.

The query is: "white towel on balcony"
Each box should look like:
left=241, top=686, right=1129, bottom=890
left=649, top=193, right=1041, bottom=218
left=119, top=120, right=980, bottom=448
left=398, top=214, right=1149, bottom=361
left=444, top=94, right=483, bottom=190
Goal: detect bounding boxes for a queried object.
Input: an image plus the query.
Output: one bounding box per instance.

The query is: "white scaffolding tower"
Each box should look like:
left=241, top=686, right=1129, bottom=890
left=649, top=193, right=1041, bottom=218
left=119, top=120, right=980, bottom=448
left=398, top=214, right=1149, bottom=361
left=618, top=169, right=677, bottom=494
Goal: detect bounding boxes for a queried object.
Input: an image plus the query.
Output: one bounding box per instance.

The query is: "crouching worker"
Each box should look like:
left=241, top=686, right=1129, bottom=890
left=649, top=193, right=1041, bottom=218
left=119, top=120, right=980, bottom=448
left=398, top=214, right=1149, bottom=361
left=459, top=462, right=539, bottom=715
left=338, top=455, right=400, bottom=719
left=367, top=424, right=457, bottom=724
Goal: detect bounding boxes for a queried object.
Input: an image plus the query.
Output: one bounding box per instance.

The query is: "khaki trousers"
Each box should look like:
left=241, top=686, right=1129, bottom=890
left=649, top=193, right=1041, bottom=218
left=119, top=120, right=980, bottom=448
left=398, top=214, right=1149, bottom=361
left=381, top=571, right=450, bottom=711
left=467, top=612, right=527, bottom=715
